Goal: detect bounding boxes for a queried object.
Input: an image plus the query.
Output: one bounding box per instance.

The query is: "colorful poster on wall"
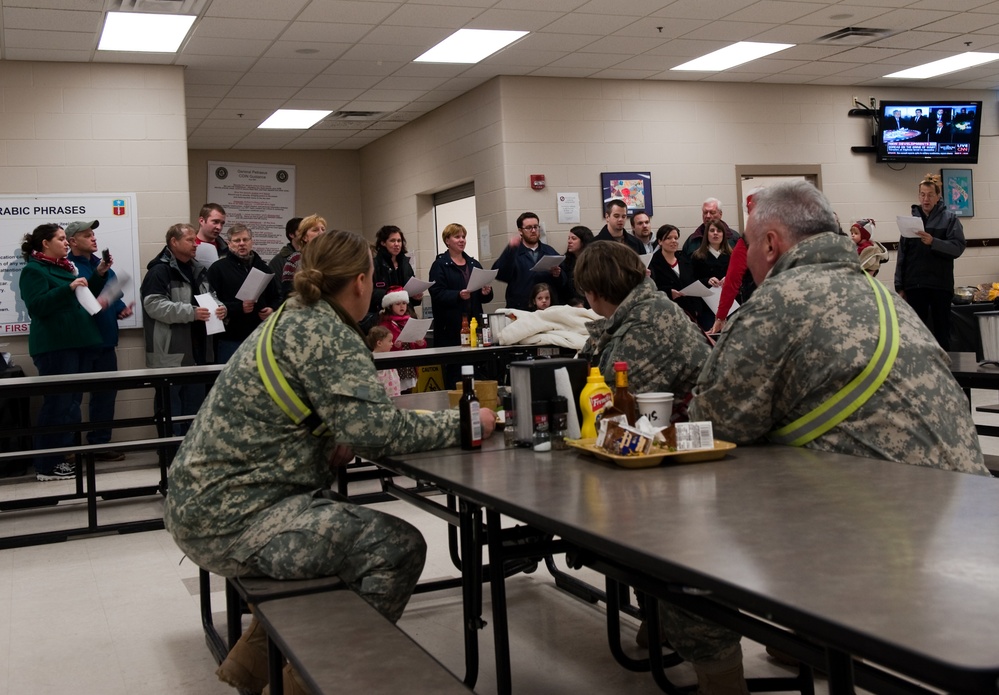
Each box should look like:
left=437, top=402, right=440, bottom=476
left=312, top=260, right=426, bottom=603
left=0, top=193, right=141, bottom=337
left=207, top=161, right=296, bottom=260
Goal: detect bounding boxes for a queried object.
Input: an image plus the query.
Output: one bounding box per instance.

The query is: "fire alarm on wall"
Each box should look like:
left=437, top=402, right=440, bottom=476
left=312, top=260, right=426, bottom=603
left=530, top=174, right=546, bottom=190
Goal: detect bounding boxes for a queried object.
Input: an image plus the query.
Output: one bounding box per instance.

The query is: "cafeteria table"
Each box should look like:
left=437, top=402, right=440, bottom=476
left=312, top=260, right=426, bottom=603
left=379, top=438, right=999, bottom=695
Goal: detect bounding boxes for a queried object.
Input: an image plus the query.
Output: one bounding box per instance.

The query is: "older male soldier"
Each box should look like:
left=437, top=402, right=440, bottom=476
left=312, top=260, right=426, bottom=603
left=659, top=181, right=989, bottom=695
left=267, top=216, right=302, bottom=278
left=630, top=211, right=655, bottom=253
left=141, top=223, right=226, bottom=433
left=195, top=203, right=228, bottom=258
left=491, top=211, right=561, bottom=310
left=595, top=199, right=645, bottom=254
left=66, top=220, right=134, bottom=461
left=681, top=198, right=741, bottom=259
left=207, top=223, right=280, bottom=363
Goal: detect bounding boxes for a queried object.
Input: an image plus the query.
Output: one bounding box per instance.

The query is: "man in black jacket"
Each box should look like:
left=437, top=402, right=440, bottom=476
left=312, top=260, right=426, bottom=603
left=207, top=223, right=281, bottom=363
left=595, top=199, right=645, bottom=254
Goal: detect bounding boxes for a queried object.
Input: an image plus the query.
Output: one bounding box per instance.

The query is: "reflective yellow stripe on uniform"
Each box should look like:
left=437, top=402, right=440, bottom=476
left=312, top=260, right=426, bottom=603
left=256, top=303, right=330, bottom=437
left=768, top=273, right=899, bottom=447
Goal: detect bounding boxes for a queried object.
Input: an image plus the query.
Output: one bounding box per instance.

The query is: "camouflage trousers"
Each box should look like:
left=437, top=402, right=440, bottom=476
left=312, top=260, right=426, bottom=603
left=175, top=490, right=427, bottom=623
left=660, top=602, right=742, bottom=665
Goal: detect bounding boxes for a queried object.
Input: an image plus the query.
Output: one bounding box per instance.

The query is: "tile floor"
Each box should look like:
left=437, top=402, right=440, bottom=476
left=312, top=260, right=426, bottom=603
left=1, top=389, right=996, bottom=695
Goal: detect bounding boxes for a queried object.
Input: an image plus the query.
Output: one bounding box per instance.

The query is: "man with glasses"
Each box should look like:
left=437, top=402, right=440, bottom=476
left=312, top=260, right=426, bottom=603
left=492, top=211, right=561, bottom=310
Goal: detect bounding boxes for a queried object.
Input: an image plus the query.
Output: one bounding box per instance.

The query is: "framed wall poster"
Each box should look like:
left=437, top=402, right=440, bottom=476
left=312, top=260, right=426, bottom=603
left=941, top=168, right=974, bottom=217
left=601, top=172, right=652, bottom=216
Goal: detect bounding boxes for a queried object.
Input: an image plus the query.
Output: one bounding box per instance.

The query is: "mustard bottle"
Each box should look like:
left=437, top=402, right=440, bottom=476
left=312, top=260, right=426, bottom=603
left=579, top=367, right=613, bottom=439
left=469, top=316, right=478, bottom=348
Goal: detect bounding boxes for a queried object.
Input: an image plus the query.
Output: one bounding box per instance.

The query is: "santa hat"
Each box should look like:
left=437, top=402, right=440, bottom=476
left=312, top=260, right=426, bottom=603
left=382, top=286, right=409, bottom=308
left=851, top=219, right=876, bottom=242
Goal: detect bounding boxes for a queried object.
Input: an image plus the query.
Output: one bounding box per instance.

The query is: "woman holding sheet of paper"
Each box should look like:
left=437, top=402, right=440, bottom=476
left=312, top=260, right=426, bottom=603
left=894, top=172, right=967, bottom=350
left=429, top=222, right=492, bottom=354
left=18, top=223, right=102, bottom=481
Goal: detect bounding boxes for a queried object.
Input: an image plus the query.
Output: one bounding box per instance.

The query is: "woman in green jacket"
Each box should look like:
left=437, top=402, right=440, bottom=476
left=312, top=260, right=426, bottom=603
left=19, top=223, right=102, bottom=480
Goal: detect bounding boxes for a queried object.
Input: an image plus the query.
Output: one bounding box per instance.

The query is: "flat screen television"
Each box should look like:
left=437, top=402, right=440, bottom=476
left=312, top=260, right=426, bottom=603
left=876, top=100, right=982, bottom=163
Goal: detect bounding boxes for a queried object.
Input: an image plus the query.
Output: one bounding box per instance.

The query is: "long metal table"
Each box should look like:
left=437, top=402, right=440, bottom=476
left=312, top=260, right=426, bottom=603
left=0, top=364, right=224, bottom=548
left=379, top=439, right=999, bottom=695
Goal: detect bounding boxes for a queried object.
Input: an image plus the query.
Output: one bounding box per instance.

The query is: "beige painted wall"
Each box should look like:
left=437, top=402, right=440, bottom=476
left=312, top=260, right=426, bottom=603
left=360, top=75, right=999, bottom=299
left=186, top=149, right=362, bottom=235
left=0, top=61, right=188, bottom=389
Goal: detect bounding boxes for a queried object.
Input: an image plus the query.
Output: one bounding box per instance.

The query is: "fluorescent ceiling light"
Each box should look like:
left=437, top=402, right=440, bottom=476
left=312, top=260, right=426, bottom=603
left=259, top=110, right=332, bottom=129
left=883, top=52, right=999, bottom=79
left=414, top=29, right=528, bottom=64
left=671, top=41, right=795, bottom=72
left=98, top=12, right=195, bottom=53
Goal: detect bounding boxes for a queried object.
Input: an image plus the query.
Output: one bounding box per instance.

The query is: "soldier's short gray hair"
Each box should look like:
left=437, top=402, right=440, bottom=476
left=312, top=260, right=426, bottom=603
left=749, top=181, right=838, bottom=242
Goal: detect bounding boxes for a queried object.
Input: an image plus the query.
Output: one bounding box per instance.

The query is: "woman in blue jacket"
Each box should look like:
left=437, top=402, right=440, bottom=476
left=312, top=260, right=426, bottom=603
left=429, top=223, right=492, bottom=385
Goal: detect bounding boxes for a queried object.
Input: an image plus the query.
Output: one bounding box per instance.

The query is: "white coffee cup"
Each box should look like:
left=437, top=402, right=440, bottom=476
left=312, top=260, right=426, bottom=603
left=636, top=392, right=673, bottom=427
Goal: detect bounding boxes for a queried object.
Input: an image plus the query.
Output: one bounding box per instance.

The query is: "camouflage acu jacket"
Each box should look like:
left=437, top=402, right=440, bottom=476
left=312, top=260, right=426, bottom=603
left=164, top=298, right=462, bottom=542
left=690, top=232, right=988, bottom=475
left=580, top=279, right=710, bottom=400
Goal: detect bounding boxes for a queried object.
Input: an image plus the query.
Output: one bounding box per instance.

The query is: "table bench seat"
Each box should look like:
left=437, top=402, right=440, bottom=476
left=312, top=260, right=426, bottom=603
left=254, top=590, right=471, bottom=695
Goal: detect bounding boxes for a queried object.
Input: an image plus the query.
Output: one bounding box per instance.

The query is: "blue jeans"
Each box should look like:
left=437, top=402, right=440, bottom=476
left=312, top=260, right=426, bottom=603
left=169, top=384, right=206, bottom=436
left=33, top=348, right=98, bottom=475
left=215, top=339, right=242, bottom=365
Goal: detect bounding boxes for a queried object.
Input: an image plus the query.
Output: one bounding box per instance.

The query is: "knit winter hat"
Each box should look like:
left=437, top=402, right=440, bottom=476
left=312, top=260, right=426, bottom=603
left=851, top=219, right=875, bottom=242
left=382, top=286, right=409, bottom=308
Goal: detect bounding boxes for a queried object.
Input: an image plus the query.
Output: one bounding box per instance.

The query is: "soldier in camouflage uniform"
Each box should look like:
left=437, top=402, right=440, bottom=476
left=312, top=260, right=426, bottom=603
left=576, top=240, right=710, bottom=404
left=667, top=180, right=989, bottom=695
left=691, top=180, right=987, bottom=476
left=164, top=230, right=494, bottom=694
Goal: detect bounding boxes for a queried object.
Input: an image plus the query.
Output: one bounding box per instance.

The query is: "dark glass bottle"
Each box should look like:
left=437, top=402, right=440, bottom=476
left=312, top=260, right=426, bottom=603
left=459, top=365, right=482, bottom=450
left=613, top=361, right=637, bottom=426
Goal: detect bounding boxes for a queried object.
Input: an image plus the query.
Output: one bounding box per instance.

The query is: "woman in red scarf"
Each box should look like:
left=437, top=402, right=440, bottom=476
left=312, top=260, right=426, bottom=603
left=19, top=223, right=102, bottom=481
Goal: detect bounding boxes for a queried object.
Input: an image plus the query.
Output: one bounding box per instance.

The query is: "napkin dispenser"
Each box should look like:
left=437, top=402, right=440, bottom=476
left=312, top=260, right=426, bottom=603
left=508, top=358, right=588, bottom=445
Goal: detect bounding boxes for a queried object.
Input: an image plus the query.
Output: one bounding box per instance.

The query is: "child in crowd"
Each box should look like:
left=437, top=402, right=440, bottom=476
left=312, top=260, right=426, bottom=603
left=366, top=325, right=401, bottom=398
left=379, top=286, right=427, bottom=393
left=851, top=219, right=876, bottom=255
left=528, top=282, right=552, bottom=311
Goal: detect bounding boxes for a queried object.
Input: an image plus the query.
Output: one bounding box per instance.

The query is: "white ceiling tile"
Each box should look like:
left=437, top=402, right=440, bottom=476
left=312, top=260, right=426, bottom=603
left=193, top=18, right=289, bottom=40
left=8, top=0, right=999, bottom=151
left=724, top=1, right=826, bottom=24
left=538, top=12, right=637, bottom=35
left=183, top=36, right=267, bottom=58
left=237, top=72, right=314, bottom=88
left=306, top=73, right=382, bottom=89
left=2, top=6, right=100, bottom=31
left=293, top=87, right=367, bottom=101
left=465, top=8, right=567, bottom=31
left=382, top=3, right=483, bottom=28
left=4, top=28, right=93, bottom=50
left=279, top=21, right=376, bottom=43
left=206, top=0, right=310, bottom=21
left=678, top=20, right=781, bottom=42
left=298, top=0, right=401, bottom=24
left=249, top=57, right=336, bottom=74
left=262, top=41, right=351, bottom=61
left=4, top=46, right=91, bottom=61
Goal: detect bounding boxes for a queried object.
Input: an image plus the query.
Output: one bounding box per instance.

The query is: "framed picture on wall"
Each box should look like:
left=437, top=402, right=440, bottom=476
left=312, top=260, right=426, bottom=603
left=601, top=172, right=652, bottom=216
left=941, top=168, right=974, bottom=217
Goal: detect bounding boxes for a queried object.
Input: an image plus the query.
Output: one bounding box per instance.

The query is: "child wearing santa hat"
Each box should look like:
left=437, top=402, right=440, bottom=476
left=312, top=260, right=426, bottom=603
left=850, top=219, right=876, bottom=255
left=379, top=286, right=427, bottom=392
